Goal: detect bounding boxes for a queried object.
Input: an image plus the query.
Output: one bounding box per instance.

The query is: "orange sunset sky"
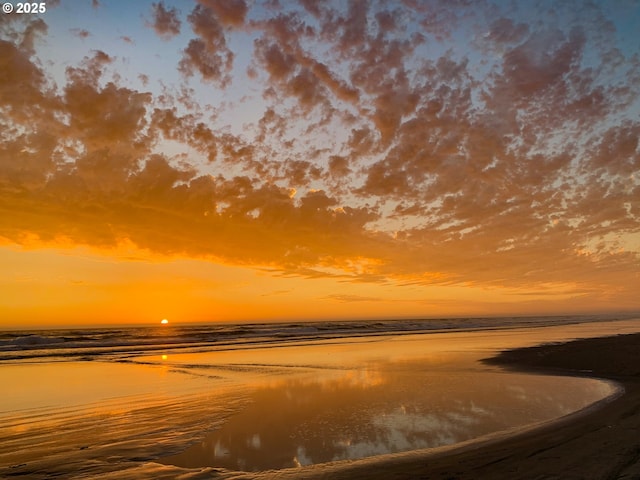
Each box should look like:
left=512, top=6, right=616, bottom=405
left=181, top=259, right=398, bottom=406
left=1, top=0, right=639, bottom=327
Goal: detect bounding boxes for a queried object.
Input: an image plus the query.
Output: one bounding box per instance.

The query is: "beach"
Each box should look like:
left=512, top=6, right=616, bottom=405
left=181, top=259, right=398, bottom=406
left=2, top=318, right=640, bottom=479
left=267, top=332, right=640, bottom=480
left=3, top=1, right=640, bottom=478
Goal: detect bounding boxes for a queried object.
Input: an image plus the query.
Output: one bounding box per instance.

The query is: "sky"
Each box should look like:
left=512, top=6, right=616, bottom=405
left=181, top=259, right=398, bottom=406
left=1, top=0, right=639, bottom=327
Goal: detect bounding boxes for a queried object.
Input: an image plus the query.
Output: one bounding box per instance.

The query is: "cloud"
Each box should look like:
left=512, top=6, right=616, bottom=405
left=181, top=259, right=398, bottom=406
left=1, top=1, right=639, bottom=309
left=485, top=18, right=529, bottom=45
left=198, top=0, right=248, bottom=28
left=0, top=34, right=48, bottom=120
left=0, top=30, right=380, bottom=268
left=179, top=4, right=234, bottom=87
left=324, top=294, right=381, bottom=303
left=500, top=27, right=585, bottom=96
left=148, top=1, right=181, bottom=40
left=64, top=59, right=152, bottom=151
left=70, top=28, right=91, bottom=39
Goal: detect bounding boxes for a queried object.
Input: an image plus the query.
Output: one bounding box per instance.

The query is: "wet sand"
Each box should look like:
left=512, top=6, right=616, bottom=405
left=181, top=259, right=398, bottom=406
left=270, top=332, right=640, bottom=480
left=3, top=327, right=640, bottom=479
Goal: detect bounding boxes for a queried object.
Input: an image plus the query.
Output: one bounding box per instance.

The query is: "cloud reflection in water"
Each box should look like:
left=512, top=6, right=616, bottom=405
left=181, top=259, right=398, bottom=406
left=161, top=361, right=613, bottom=472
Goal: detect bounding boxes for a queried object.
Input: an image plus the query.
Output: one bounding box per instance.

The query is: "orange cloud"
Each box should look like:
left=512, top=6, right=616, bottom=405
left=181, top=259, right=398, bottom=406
left=1, top=1, right=639, bottom=320
left=179, top=4, right=234, bottom=86
left=148, top=1, right=181, bottom=40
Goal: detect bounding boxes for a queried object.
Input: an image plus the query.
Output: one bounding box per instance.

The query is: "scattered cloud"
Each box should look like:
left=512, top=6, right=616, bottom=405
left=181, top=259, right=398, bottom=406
left=1, top=0, right=639, bottom=312
left=70, top=28, right=91, bottom=39
left=179, top=4, right=234, bottom=86
left=148, top=1, right=181, bottom=40
left=198, top=0, right=247, bottom=28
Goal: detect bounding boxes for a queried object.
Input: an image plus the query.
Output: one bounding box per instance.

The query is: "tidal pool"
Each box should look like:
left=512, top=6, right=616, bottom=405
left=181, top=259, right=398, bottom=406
left=157, top=331, right=617, bottom=471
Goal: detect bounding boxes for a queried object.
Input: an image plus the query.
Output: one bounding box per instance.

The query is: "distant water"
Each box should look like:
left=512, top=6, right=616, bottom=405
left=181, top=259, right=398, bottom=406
left=0, top=314, right=632, bottom=363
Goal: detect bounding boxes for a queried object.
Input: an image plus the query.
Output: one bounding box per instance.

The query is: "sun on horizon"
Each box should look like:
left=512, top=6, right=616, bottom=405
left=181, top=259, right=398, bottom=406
left=160, top=319, right=169, bottom=325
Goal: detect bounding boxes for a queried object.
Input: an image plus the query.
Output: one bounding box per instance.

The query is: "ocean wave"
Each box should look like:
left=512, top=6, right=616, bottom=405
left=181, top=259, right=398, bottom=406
left=0, top=314, right=633, bottom=363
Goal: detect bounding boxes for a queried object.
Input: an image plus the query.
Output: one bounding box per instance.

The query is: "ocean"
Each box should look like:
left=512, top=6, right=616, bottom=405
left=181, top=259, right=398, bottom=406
left=1, top=315, right=639, bottom=479
left=0, top=314, right=632, bottom=363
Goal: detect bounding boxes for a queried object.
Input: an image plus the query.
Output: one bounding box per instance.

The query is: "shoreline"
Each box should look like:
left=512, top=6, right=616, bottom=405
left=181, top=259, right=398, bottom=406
left=3, top=328, right=640, bottom=479
left=251, top=332, right=640, bottom=479
left=2, top=314, right=637, bottom=364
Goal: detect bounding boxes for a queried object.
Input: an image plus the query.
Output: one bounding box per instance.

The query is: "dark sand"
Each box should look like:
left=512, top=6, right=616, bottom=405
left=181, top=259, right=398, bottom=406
left=273, top=333, right=640, bottom=480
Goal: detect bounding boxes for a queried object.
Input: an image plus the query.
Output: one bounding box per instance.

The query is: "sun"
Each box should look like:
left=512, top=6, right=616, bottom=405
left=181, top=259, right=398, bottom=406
left=160, top=319, right=169, bottom=325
